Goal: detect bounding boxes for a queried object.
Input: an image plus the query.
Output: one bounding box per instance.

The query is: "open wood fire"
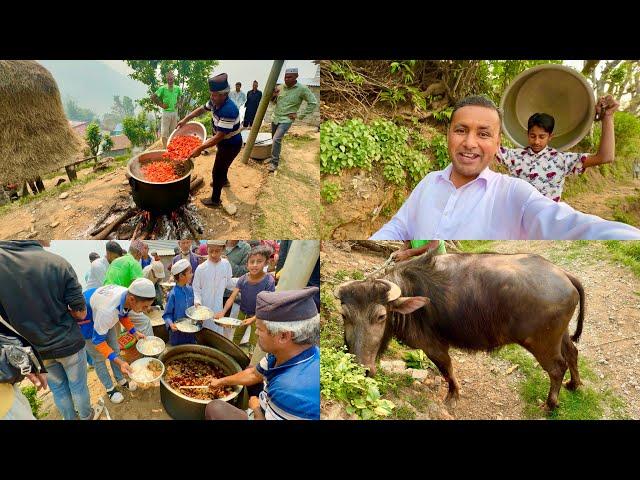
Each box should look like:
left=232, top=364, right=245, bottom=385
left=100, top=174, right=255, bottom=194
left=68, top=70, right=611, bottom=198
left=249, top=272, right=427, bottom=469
left=89, top=174, right=205, bottom=240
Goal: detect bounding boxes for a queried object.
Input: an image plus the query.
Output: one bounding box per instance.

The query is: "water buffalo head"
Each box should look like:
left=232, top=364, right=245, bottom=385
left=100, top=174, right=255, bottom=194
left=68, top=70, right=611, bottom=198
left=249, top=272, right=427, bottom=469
left=334, top=278, right=429, bottom=375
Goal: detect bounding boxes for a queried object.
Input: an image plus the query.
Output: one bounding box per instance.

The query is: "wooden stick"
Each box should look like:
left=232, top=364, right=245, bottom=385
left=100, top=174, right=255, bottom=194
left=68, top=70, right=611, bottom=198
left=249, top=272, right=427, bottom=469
left=190, top=177, right=204, bottom=192
left=91, top=209, right=136, bottom=240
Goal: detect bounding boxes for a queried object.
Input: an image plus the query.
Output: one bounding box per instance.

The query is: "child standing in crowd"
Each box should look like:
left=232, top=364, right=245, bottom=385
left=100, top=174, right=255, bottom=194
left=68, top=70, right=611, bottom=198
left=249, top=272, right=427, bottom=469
left=163, top=259, right=197, bottom=346
left=215, top=245, right=276, bottom=347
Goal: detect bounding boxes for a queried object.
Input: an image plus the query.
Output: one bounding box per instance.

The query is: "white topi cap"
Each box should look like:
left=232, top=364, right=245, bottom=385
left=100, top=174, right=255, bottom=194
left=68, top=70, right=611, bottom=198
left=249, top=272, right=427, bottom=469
left=128, top=278, right=156, bottom=299
left=285, top=67, right=298, bottom=74
left=207, top=240, right=226, bottom=246
left=147, top=261, right=165, bottom=279
left=171, top=259, right=191, bottom=276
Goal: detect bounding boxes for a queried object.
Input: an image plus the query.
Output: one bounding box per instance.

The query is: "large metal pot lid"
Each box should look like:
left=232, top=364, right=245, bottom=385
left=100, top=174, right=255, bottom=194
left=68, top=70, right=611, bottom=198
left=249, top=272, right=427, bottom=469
left=196, top=327, right=250, bottom=369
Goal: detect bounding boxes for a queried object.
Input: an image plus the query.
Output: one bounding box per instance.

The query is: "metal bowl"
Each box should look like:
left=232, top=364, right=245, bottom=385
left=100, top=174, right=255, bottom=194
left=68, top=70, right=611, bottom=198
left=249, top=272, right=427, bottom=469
left=168, top=121, right=207, bottom=145
left=214, top=317, right=243, bottom=328
left=175, top=317, right=202, bottom=333
left=135, top=336, right=166, bottom=357
left=130, top=357, right=165, bottom=385
left=185, top=305, right=214, bottom=322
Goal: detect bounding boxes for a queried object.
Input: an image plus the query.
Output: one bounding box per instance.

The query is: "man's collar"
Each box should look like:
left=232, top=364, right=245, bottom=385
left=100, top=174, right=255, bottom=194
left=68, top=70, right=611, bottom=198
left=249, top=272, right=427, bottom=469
left=435, top=163, right=496, bottom=187
left=526, top=145, right=551, bottom=157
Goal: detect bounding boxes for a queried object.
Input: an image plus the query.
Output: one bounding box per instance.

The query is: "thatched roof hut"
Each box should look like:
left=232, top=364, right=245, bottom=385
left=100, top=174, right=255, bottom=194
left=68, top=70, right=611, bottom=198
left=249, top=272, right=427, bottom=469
left=0, top=61, right=82, bottom=184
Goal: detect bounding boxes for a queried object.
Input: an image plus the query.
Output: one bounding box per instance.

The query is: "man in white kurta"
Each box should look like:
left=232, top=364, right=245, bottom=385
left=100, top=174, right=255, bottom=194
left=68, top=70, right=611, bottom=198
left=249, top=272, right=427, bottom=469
left=193, top=240, right=235, bottom=338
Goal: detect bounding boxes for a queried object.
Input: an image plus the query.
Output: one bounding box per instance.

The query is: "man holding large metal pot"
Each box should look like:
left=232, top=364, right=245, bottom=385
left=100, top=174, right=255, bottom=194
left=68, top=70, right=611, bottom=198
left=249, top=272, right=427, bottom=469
left=497, top=95, right=619, bottom=201
left=204, top=287, right=320, bottom=420
left=371, top=95, right=640, bottom=240
left=177, top=73, right=242, bottom=209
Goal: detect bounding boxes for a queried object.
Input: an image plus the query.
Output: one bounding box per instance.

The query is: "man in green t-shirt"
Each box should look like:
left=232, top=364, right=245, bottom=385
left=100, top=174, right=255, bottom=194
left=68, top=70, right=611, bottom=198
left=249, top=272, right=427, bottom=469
left=152, top=71, right=182, bottom=148
left=391, top=240, right=447, bottom=262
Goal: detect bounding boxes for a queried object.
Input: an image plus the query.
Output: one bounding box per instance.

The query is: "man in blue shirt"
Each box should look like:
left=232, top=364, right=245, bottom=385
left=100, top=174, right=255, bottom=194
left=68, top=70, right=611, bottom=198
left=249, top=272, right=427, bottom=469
left=177, top=73, right=242, bottom=208
left=204, top=287, right=320, bottom=420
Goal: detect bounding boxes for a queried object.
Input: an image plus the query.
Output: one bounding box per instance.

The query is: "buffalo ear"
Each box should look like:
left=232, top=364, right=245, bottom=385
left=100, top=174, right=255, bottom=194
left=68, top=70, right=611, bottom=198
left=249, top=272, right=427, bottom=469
left=389, top=296, right=429, bottom=314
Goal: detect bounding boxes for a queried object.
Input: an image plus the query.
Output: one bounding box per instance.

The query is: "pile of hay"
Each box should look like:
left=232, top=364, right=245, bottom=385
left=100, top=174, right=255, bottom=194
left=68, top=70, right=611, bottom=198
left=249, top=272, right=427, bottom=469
left=0, top=60, right=82, bottom=184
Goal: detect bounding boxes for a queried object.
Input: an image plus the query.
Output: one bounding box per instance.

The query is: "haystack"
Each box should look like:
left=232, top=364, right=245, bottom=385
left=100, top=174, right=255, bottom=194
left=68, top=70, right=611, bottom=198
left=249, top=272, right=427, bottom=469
left=0, top=60, right=82, bottom=184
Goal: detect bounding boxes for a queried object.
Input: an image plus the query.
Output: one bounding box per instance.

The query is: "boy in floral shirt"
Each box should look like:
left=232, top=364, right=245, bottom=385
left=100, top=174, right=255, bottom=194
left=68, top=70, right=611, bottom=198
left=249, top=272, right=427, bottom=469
left=496, top=95, right=619, bottom=201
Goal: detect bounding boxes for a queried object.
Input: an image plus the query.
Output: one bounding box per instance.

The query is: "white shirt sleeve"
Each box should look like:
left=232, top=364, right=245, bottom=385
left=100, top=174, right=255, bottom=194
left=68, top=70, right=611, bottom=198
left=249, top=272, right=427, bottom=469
left=513, top=179, right=640, bottom=239
left=370, top=175, right=432, bottom=240
left=192, top=266, right=203, bottom=305
left=224, top=262, right=235, bottom=290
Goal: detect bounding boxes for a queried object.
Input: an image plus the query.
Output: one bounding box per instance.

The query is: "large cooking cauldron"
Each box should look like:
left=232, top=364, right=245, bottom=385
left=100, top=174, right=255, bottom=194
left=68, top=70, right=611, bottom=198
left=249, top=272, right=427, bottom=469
left=126, top=150, right=194, bottom=215
left=159, top=343, right=244, bottom=420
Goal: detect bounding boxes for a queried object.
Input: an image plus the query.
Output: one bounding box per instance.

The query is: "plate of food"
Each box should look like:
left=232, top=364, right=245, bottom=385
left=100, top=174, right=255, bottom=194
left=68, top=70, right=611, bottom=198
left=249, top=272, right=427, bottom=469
left=136, top=336, right=166, bottom=357
left=185, top=305, right=214, bottom=322
left=129, top=357, right=164, bottom=385
left=213, top=317, right=243, bottom=328
left=175, top=318, right=202, bottom=333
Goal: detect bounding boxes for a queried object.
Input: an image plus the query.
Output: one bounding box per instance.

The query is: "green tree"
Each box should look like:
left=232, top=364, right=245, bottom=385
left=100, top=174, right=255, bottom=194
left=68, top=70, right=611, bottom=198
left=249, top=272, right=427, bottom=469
left=111, top=95, right=136, bottom=118
left=64, top=97, right=97, bottom=122
left=102, top=135, right=114, bottom=154
left=85, top=121, right=112, bottom=157
left=125, top=60, right=219, bottom=119
left=122, top=112, right=156, bottom=148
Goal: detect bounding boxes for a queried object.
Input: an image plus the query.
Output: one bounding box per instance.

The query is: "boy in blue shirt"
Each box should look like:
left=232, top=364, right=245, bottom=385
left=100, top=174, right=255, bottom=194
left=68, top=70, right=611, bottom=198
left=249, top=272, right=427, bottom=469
left=163, top=259, right=197, bottom=346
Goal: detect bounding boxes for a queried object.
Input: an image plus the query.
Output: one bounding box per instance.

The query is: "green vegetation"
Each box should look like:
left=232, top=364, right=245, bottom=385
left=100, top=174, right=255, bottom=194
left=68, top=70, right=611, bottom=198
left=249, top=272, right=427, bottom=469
left=320, top=118, right=445, bottom=188
left=456, top=240, right=495, bottom=253
left=604, top=241, right=640, bottom=278
left=493, top=345, right=627, bottom=420
left=320, top=181, right=341, bottom=204
left=321, top=347, right=395, bottom=419
left=403, top=349, right=437, bottom=371
left=20, top=385, right=45, bottom=419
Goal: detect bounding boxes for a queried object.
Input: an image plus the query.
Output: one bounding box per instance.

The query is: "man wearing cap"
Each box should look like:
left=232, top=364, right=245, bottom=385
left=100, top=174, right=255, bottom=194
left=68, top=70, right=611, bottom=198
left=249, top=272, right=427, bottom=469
left=88, top=279, right=154, bottom=399
left=204, top=287, right=320, bottom=420
left=163, top=259, right=197, bottom=346
left=86, top=241, right=124, bottom=290
left=176, top=73, right=242, bottom=209
left=192, top=240, right=235, bottom=338
left=142, top=260, right=166, bottom=308
left=229, top=82, right=246, bottom=110
left=171, top=240, right=199, bottom=285
left=266, top=67, right=318, bottom=173
left=152, top=71, right=182, bottom=148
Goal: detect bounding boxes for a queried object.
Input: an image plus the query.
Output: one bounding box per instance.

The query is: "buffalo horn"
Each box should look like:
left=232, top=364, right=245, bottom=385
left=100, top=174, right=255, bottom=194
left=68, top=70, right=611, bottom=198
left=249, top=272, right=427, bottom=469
left=377, top=279, right=402, bottom=302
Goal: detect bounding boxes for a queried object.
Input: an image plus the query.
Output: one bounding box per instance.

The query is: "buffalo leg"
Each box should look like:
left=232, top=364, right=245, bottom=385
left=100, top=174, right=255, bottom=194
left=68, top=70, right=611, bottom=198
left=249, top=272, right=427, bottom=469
left=421, top=341, right=460, bottom=407
left=525, top=343, right=567, bottom=410
left=561, top=333, right=582, bottom=391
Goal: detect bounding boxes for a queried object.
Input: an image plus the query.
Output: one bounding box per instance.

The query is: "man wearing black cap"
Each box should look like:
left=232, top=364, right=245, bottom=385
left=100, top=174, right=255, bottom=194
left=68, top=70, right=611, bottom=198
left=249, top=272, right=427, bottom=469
left=176, top=73, right=242, bottom=209
left=204, top=287, right=320, bottom=420
left=86, top=241, right=125, bottom=290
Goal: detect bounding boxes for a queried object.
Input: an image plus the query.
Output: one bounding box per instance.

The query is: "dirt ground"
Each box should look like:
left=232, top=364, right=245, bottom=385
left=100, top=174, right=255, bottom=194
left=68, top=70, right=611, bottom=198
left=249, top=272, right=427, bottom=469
left=567, top=178, right=640, bottom=223
left=0, top=125, right=319, bottom=240
left=321, top=240, right=640, bottom=420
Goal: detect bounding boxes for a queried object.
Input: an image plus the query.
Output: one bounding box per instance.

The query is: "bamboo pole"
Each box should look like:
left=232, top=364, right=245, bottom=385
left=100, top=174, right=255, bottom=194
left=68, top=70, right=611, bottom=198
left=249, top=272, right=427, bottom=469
left=241, top=60, right=285, bottom=164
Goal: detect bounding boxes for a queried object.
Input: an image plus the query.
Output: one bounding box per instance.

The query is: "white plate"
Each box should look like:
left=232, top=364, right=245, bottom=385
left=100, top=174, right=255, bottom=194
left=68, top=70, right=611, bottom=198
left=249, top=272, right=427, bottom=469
left=129, top=357, right=164, bottom=384
left=175, top=320, right=201, bottom=333
left=214, top=317, right=243, bottom=327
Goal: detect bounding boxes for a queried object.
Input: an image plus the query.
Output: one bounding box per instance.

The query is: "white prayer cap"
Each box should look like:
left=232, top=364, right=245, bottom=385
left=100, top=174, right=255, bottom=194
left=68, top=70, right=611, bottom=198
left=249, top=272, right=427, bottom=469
left=171, top=259, right=191, bottom=276
left=144, top=261, right=165, bottom=279
left=128, top=278, right=156, bottom=299
left=285, top=67, right=298, bottom=74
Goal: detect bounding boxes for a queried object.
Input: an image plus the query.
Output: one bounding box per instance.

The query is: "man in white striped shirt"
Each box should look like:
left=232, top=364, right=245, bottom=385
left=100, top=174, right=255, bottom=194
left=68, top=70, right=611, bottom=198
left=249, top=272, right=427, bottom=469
left=204, top=287, right=320, bottom=420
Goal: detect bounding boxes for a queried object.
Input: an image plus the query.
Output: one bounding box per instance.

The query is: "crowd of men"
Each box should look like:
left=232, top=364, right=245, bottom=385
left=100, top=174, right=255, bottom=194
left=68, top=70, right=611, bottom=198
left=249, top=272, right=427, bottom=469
left=0, top=239, right=320, bottom=421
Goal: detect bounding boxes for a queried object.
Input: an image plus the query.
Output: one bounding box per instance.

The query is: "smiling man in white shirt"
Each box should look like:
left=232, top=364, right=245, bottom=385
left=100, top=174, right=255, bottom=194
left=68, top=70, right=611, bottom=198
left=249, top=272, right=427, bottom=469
left=371, top=95, right=640, bottom=240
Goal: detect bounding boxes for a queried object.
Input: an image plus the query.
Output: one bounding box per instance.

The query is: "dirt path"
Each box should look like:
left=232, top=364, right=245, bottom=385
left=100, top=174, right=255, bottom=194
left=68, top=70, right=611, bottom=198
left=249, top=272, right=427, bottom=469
left=321, top=241, right=640, bottom=420
left=251, top=126, right=320, bottom=238
left=566, top=179, right=640, bottom=222
left=0, top=125, right=319, bottom=240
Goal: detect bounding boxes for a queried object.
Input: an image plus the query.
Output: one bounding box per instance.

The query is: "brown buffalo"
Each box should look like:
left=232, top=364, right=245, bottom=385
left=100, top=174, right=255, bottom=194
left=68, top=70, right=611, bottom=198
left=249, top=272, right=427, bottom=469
left=335, top=250, right=585, bottom=411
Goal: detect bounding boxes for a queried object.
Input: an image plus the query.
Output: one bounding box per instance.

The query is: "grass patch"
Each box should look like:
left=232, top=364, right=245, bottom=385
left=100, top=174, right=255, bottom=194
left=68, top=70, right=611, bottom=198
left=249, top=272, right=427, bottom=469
left=456, top=240, right=495, bottom=253
left=603, top=241, right=640, bottom=278
left=493, top=344, right=627, bottom=420
left=390, top=405, right=416, bottom=420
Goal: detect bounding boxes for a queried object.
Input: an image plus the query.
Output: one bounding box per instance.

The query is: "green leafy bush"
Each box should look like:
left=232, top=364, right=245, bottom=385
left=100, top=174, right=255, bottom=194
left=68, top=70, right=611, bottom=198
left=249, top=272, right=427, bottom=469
left=321, top=118, right=438, bottom=188
left=321, top=346, right=395, bottom=419
left=320, top=182, right=341, bottom=204
left=21, top=385, right=45, bottom=419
